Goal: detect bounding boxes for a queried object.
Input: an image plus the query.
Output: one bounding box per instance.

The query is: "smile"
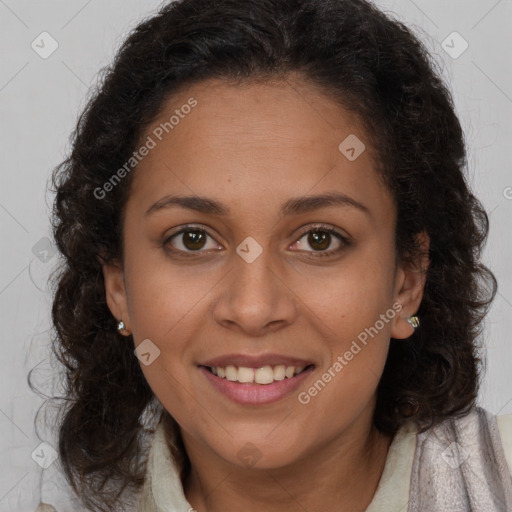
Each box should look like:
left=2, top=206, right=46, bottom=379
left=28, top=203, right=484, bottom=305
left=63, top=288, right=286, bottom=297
left=198, top=361, right=315, bottom=405
left=204, top=364, right=311, bottom=384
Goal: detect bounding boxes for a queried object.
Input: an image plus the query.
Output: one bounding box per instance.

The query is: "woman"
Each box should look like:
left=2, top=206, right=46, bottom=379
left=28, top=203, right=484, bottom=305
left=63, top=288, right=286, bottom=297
left=38, top=0, right=512, bottom=510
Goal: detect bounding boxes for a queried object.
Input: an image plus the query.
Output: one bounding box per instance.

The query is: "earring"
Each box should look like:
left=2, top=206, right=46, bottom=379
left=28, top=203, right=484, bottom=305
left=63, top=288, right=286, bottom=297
left=407, top=315, right=420, bottom=329
left=117, top=320, right=131, bottom=335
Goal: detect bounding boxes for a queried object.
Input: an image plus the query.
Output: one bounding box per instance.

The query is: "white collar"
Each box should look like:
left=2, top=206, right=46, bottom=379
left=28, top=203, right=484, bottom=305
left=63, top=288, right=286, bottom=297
left=138, top=418, right=191, bottom=511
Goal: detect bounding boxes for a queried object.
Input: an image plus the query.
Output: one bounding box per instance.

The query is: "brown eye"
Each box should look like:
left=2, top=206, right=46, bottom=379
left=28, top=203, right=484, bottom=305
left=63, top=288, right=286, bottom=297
left=307, top=230, right=332, bottom=251
left=165, top=227, right=221, bottom=254
left=181, top=230, right=207, bottom=250
left=291, top=225, right=351, bottom=258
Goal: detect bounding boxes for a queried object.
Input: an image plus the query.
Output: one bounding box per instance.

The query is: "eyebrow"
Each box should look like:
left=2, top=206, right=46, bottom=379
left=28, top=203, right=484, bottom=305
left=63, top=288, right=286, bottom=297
left=145, top=192, right=370, bottom=217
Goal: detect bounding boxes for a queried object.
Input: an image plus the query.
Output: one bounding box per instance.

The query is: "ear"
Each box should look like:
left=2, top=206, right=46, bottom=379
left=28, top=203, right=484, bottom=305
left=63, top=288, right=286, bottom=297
left=390, top=231, right=430, bottom=340
left=101, top=257, right=131, bottom=332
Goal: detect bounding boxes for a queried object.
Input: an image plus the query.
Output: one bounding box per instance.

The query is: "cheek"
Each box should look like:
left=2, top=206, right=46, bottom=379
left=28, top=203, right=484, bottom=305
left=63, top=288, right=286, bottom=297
left=290, top=253, right=395, bottom=389
left=290, top=255, right=395, bottom=336
left=122, top=248, right=217, bottom=341
left=138, top=360, right=199, bottom=434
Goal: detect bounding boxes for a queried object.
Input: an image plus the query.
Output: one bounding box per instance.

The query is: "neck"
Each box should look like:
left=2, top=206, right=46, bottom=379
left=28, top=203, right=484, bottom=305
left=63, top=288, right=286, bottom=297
left=179, top=414, right=394, bottom=512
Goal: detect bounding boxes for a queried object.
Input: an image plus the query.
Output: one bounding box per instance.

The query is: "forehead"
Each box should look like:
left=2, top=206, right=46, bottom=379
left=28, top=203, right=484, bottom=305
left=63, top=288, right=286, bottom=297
left=127, top=76, right=394, bottom=227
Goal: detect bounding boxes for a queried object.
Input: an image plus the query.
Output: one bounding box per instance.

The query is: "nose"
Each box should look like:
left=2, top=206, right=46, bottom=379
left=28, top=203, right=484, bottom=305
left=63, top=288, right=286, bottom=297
left=212, top=245, right=298, bottom=336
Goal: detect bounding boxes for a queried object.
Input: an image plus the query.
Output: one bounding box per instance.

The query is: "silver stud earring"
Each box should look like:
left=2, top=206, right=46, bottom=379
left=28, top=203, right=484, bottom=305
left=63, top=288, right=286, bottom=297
left=117, top=320, right=130, bottom=334
left=407, top=315, right=420, bottom=329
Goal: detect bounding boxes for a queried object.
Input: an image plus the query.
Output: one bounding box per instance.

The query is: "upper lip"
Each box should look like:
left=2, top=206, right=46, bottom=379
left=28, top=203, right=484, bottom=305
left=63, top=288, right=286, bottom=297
left=199, top=353, right=315, bottom=369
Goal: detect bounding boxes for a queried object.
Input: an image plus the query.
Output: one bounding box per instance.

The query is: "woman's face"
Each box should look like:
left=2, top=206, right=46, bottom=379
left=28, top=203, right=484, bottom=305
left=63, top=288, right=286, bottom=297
left=103, top=75, right=427, bottom=469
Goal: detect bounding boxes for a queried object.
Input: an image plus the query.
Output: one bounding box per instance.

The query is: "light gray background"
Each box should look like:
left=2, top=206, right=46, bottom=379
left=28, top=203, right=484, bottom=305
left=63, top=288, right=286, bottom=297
left=0, top=0, right=511, bottom=510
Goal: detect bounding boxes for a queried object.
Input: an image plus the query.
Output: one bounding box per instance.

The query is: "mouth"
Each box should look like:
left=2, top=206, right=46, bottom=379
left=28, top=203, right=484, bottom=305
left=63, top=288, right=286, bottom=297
left=200, top=364, right=314, bottom=385
left=197, top=356, right=316, bottom=405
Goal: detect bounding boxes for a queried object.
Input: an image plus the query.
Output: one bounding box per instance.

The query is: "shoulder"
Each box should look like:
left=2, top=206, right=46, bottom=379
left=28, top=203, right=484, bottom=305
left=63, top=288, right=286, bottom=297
left=449, top=406, right=512, bottom=477
left=418, top=406, right=512, bottom=466
left=406, top=406, right=512, bottom=511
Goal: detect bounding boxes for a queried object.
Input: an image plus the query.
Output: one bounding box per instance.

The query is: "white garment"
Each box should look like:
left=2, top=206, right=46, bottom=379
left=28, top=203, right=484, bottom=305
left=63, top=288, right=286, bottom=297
left=35, top=408, right=512, bottom=512
left=137, top=407, right=512, bottom=511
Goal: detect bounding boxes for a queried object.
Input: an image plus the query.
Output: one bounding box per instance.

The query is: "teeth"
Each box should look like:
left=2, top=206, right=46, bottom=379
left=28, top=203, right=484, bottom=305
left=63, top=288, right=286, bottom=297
left=273, top=365, right=286, bottom=381
left=254, top=366, right=274, bottom=384
left=208, top=364, right=309, bottom=385
left=238, top=366, right=255, bottom=383
left=225, top=365, right=238, bottom=382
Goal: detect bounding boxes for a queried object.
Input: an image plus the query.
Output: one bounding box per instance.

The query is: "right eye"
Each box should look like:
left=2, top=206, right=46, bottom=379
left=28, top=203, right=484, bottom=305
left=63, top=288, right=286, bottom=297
left=164, top=225, right=223, bottom=255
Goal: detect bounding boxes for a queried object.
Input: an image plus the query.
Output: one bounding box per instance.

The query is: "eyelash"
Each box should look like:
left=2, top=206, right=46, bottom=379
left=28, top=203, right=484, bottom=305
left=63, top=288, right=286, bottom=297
left=163, top=223, right=351, bottom=259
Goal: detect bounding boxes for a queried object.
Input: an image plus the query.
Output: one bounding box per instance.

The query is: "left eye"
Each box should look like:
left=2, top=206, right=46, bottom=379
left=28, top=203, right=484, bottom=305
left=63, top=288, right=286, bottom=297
left=164, top=225, right=349, bottom=256
left=291, top=227, right=347, bottom=255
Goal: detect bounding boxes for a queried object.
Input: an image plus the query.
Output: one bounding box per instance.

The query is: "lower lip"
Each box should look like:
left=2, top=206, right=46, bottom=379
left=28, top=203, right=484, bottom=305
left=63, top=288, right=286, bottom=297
left=199, top=365, right=315, bottom=405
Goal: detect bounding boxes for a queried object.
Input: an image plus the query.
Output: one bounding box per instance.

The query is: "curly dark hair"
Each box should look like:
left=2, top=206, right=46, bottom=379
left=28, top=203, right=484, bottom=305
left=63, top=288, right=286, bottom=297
left=34, top=0, right=497, bottom=510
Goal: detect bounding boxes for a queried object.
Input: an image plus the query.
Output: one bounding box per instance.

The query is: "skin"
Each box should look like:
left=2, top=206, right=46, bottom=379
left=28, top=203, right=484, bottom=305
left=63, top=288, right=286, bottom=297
left=102, top=74, right=429, bottom=512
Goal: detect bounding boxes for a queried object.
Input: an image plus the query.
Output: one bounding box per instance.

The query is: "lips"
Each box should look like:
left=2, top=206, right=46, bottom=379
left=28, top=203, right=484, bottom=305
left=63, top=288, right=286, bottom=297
left=198, top=363, right=315, bottom=405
